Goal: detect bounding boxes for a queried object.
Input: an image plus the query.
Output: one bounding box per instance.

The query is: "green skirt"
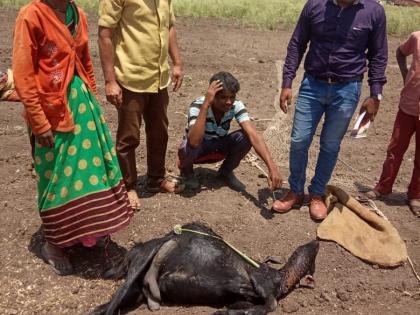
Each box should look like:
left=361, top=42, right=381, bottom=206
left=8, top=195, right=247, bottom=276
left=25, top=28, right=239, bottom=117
left=34, top=75, right=132, bottom=247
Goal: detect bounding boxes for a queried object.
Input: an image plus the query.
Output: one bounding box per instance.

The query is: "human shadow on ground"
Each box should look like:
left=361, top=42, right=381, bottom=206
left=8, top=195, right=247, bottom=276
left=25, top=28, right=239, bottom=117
left=135, top=167, right=283, bottom=219
left=354, top=181, right=407, bottom=207
left=28, top=227, right=127, bottom=279
left=140, top=167, right=273, bottom=212
left=183, top=167, right=276, bottom=219
left=137, top=167, right=228, bottom=199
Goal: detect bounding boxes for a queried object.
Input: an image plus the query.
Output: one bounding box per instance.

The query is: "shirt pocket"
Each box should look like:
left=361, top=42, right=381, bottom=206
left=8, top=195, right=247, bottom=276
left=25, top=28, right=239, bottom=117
left=159, top=10, right=170, bottom=28
left=39, top=91, right=66, bottom=119
left=345, top=25, right=370, bottom=51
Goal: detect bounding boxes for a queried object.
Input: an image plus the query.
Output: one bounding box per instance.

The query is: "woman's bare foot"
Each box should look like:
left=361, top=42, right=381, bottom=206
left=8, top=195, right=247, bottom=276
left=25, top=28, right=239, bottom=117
left=41, top=242, right=73, bottom=276
left=127, top=189, right=141, bottom=211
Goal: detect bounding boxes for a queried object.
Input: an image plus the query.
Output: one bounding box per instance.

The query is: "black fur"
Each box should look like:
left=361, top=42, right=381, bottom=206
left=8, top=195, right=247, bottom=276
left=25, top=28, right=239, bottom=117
left=91, top=222, right=319, bottom=315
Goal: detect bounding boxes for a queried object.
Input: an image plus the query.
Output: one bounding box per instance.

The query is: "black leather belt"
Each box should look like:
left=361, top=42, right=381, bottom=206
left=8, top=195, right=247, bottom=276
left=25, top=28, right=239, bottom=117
left=312, top=75, right=363, bottom=84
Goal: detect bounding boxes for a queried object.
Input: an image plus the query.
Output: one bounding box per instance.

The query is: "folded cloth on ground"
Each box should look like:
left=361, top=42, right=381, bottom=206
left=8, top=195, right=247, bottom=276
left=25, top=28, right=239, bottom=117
left=317, top=185, right=407, bottom=267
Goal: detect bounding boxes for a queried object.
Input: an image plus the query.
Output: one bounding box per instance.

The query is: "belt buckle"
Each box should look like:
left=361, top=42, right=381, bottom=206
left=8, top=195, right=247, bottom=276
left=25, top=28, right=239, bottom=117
left=327, top=77, right=332, bottom=84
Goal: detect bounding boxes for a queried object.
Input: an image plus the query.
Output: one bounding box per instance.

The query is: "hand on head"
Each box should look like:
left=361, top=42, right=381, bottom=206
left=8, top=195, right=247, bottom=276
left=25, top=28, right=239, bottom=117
left=204, top=80, right=224, bottom=105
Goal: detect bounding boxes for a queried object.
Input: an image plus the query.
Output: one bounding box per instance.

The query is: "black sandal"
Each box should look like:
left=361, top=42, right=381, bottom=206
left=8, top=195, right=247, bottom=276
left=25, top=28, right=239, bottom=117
left=41, top=243, right=74, bottom=276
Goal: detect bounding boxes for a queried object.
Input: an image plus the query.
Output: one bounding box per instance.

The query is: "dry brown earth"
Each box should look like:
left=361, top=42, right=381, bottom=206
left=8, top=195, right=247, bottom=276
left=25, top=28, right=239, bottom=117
left=0, top=7, right=419, bottom=315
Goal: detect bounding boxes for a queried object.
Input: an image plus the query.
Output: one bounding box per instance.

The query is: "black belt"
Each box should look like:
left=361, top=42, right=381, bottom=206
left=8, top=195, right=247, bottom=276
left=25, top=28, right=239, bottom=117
left=311, top=75, right=363, bottom=84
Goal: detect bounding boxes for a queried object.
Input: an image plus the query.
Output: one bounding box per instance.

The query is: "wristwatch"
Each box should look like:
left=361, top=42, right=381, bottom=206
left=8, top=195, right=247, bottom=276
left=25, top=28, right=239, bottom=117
left=371, top=94, right=383, bottom=101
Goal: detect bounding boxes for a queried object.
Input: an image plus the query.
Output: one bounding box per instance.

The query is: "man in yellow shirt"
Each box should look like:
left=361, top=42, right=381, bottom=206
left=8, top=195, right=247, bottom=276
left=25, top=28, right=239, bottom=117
left=98, top=0, right=184, bottom=209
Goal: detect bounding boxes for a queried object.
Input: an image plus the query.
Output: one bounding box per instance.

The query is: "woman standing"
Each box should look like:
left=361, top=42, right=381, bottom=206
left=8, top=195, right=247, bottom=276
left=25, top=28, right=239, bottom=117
left=13, top=0, right=133, bottom=275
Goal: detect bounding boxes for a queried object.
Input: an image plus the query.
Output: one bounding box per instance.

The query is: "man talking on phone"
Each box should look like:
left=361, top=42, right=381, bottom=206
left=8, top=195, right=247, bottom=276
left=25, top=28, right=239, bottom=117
left=273, top=0, right=388, bottom=220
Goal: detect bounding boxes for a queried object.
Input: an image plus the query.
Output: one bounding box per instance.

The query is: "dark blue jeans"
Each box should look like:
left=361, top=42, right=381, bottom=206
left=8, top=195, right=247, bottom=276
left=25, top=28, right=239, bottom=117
left=289, top=74, right=362, bottom=195
left=178, top=130, right=252, bottom=176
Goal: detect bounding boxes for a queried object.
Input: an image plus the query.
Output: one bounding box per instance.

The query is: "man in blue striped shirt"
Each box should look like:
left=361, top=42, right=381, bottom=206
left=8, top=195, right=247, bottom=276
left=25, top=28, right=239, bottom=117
left=178, top=72, right=282, bottom=192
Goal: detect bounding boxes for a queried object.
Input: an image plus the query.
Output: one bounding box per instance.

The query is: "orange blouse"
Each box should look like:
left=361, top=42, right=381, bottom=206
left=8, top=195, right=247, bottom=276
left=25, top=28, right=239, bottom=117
left=12, top=0, right=97, bottom=135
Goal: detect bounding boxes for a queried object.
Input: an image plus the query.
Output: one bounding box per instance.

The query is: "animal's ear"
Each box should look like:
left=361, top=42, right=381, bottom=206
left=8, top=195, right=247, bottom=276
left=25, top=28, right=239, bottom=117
left=263, top=256, right=283, bottom=265
left=298, top=274, right=315, bottom=289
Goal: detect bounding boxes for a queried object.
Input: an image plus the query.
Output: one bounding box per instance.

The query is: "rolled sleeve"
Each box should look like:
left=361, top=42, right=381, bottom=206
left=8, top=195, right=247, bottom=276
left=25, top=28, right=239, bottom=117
left=98, top=0, right=124, bottom=28
left=234, top=101, right=250, bottom=124
left=187, top=101, right=201, bottom=127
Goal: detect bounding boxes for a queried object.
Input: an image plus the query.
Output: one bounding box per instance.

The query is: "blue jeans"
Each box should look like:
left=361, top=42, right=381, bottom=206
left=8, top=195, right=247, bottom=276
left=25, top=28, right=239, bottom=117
left=289, top=74, right=362, bottom=195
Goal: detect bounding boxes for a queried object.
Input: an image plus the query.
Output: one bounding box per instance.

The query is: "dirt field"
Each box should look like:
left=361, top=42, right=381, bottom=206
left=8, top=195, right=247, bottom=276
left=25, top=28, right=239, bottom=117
left=0, top=7, right=419, bottom=315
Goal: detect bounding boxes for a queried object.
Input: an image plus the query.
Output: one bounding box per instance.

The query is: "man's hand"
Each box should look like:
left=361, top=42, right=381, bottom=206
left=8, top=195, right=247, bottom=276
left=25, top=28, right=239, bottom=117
left=279, top=88, right=292, bottom=113
left=267, top=165, right=283, bottom=191
left=172, top=64, right=183, bottom=92
left=36, top=129, right=54, bottom=148
left=105, top=80, right=123, bottom=108
left=359, top=97, right=380, bottom=124
left=204, top=80, right=224, bottom=105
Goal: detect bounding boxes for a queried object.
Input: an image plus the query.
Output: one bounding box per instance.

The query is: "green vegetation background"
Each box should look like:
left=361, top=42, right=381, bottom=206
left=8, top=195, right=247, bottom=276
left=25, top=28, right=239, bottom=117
left=0, top=0, right=419, bottom=36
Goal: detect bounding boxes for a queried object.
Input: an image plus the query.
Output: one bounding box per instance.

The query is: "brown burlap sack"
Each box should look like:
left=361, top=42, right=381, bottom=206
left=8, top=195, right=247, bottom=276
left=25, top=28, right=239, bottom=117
left=317, top=185, right=407, bottom=267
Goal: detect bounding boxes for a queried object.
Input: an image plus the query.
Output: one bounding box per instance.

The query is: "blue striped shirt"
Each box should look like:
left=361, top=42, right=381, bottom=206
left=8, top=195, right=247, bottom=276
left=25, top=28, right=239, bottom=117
left=186, top=96, right=250, bottom=140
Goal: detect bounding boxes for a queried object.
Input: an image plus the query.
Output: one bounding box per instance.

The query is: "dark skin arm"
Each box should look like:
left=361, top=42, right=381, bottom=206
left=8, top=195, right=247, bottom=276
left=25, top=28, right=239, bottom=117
left=396, top=47, right=408, bottom=84
left=187, top=80, right=223, bottom=148
left=168, top=26, right=183, bottom=92
left=279, top=88, right=293, bottom=113
left=240, top=121, right=283, bottom=190
left=359, top=96, right=380, bottom=124
left=98, top=26, right=122, bottom=107
left=36, top=129, right=54, bottom=148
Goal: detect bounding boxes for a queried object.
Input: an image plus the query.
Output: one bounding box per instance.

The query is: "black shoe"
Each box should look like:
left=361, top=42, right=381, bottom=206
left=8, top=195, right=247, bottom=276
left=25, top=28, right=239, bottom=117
left=181, top=171, right=200, bottom=190
left=217, top=171, right=246, bottom=192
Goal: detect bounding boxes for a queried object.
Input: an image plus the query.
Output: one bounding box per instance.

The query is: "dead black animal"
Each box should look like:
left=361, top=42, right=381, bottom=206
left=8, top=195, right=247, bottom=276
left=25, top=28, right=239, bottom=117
left=91, top=222, right=319, bottom=315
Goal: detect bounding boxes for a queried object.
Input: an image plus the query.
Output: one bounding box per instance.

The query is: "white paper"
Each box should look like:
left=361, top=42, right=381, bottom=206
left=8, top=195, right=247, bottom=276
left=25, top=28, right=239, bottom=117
left=351, top=111, right=371, bottom=138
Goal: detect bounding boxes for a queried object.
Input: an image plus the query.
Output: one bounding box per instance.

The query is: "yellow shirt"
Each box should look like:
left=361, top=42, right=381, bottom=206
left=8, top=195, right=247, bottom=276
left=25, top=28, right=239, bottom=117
left=98, top=0, right=175, bottom=93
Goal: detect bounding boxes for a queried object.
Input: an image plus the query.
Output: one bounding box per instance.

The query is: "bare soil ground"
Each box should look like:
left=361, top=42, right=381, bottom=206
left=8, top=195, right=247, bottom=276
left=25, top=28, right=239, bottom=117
left=0, top=7, right=419, bottom=315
